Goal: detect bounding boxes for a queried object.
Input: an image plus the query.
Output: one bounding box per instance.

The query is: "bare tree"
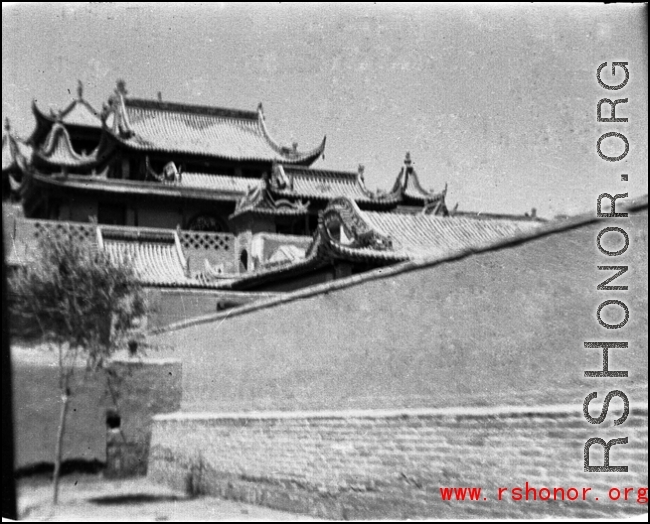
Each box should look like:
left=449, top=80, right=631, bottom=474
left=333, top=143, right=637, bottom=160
left=9, top=232, right=146, bottom=505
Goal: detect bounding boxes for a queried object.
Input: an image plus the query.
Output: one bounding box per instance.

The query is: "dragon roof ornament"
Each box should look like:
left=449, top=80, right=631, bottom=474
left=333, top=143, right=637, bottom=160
left=321, top=197, right=394, bottom=251
left=103, top=80, right=134, bottom=138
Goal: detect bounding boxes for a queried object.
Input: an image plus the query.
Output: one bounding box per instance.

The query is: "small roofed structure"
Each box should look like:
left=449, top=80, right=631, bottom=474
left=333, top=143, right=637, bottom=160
left=33, top=121, right=100, bottom=172
left=30, top=81, right=105, bottom=157
left=391, top=151, right=449, bottom=210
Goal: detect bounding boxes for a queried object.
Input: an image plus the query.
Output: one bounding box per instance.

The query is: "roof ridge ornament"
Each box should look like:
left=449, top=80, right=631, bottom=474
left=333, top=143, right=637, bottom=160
left=116, top=79, right=128, bottom=96
left=108, top=80, right=134, bottom=138
left=322, top=197, right=393, bottom=251
left=271, top=163, right=290, bottom=190
left=77, top=80, right=84, bottom=100
left=4, top=117, right=10, bottom=132
left=145, top=156, right=182, bottom=184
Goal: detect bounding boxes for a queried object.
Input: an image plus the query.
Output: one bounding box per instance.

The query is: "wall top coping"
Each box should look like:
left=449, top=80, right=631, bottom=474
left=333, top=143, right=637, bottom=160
left=152, top=402, right=649, bottom=422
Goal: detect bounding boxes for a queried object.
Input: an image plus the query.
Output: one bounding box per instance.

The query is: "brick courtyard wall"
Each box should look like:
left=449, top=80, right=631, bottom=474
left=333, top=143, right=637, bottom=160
left=150, top=209, right=648, bottom=413
left=147, top=203, right=648, bottom=518
left=12, top=354, right=182, bottom=476
left=148, top=405, right=648, bottom=519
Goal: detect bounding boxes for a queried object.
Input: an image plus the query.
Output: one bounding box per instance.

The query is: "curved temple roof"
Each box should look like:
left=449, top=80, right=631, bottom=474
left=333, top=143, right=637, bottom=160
left=269, top=155, right=448, bottom=210
left=102, top=85, right=326, bottom=165
left=393, top=152, right=447, bottom=205
left=270, top=164, right=402, bottom=205
left=34, top=122, right=98, bottom=168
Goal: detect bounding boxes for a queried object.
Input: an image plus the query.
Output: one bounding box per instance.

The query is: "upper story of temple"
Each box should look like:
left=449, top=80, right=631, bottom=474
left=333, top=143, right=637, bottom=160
left=3, top=80, right=459, bottom=237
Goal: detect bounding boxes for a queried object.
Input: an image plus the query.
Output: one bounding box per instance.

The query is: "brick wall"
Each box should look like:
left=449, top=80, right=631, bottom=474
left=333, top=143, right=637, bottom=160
left=146, top=206, right=647, bottom=517
left=145, top=288, right=284, bottom=329
left=149, top=405, right=648, bottom=519
left=12, top=353, right=182, bottom=476
left=149, top=210, right=648, bottom=413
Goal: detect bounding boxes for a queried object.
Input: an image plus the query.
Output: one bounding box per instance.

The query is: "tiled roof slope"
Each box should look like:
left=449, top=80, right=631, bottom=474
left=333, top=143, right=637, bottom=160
left=357, top=209, right=541, bottom=261
left=103, top=86, right=326, bottom=165
left=101, top=228, right=189, bottom=286
left=181, top=172, right=256, bottom=194
left=319, top=198, right=541, bottom=263
left=272, top=165, right=401, bottom=205
left=206, top=198, right=543, bottom=290
left=5, top=218, right=237, bottom=288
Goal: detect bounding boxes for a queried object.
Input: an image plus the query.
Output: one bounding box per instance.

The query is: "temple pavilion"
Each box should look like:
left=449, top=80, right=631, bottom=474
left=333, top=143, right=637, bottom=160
left=3, top=80, right=543, bottom=300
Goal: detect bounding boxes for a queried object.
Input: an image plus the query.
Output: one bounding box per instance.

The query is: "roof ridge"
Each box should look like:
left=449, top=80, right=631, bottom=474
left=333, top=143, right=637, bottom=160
left=125, top=97, right=259, bottom=120
left=100, top=226, right=176, bottom=243
left=282, top=165, right=359, bottom=180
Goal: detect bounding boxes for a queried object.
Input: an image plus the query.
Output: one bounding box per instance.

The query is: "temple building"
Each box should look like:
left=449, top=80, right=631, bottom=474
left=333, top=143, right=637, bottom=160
left=3, top=80, right=544, bottom=319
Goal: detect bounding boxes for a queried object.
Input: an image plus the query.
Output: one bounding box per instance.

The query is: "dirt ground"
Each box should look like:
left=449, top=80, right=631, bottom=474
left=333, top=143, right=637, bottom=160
left=16, top=474, right=319, bottom=522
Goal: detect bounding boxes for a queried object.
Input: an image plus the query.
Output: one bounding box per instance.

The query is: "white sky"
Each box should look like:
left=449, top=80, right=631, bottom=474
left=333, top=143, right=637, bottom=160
left=2, top=3, right=648, bottom=218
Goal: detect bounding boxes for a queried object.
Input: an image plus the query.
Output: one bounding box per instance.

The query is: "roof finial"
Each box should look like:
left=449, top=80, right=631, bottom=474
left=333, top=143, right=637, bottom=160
left=404, top=152, right=412, bottom=166
left=77, top=80, right=84, bottom=99
left=157, top=91, right=162, bottom=102
left=257, top=102, right=264, bottom=118
left=292, top=141, right=298, bottom=152
left=116, top=79, right=128, bottom=96
left=100, top=103, right=110, bottom=124
left=4, top=117, right=10, bottom=132
left=358, top=164, right=365, bottom=181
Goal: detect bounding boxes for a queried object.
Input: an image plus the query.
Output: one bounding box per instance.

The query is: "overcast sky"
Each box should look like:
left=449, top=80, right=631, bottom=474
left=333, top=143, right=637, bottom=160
left=2, top=3, right=647, bottom=218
